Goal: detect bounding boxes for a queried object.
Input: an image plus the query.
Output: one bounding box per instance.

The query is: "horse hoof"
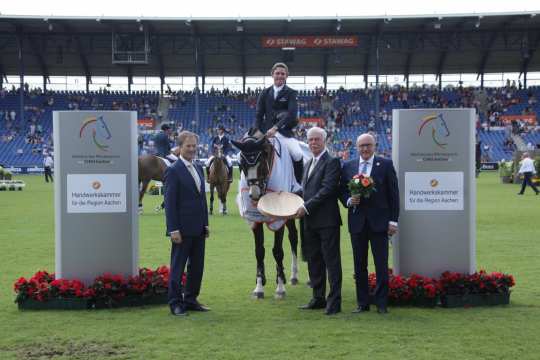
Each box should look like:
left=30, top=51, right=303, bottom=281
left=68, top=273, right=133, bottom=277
left=274, top=292, right=286, bottom=300
left=290, top=278, right=299, bottom=286
left=252, top=292, right=264, bottom=299
left=138, top=208, right=144, bottom=215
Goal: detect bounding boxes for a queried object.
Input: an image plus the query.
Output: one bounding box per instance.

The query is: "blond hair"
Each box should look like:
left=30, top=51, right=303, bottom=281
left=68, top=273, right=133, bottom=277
left=271, top=62, right=289, bottom=75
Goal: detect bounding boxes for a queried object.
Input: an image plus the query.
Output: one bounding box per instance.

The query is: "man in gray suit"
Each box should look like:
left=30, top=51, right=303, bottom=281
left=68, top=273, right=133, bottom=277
left=295, top=127, right=342, bottom=315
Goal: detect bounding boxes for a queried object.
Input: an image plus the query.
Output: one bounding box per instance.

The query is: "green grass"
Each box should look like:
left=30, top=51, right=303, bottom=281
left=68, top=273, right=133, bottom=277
left=1, top=172, right=539, bottom=359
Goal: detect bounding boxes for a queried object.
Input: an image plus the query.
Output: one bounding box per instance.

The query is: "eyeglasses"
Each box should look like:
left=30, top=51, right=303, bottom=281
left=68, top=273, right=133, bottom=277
left=357, top=143, right=374, bottom=148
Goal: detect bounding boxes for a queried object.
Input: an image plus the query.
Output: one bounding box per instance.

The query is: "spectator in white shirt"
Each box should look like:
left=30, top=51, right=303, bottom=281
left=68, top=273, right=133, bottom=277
left=43, top=155, right=54, bottom=183
left=517, top=152, right=539, bottom=195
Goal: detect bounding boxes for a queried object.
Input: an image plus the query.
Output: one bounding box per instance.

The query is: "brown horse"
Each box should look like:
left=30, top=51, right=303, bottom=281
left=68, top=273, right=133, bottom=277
left=232, top=129, right=301, bottom=299
left=138, top=155, right=168, bottom=213
left=208, top=144, right=230, bottom=215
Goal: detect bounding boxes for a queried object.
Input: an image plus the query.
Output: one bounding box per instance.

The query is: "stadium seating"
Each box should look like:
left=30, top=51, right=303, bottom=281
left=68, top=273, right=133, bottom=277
left=1, top=86, right=539, bottom=166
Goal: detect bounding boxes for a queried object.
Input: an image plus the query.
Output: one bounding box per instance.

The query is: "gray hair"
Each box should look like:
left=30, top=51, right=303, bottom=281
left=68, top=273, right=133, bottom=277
left=307, top=126, right=327, bottom=141
left=176, top=130, right=198, bottom=147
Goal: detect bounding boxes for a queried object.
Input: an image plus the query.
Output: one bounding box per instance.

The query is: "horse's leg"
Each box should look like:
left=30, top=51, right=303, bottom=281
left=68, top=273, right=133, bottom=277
left=273, top=227, right=287, bottom=299
left=139, top=179, right=150, bottom=214
left=252, top=223, right=265, bottom=299
left=219, top=184, right=227, bottom=215
left=286, top=219, right=299, bottom=285
left=209, top=184, right=214, bottom=215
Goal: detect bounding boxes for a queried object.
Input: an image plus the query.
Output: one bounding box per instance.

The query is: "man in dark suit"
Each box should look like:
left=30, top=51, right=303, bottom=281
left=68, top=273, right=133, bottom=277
left=340, top=133, right=399, bottom=314
left=294, top=127, right=342, bottom=315
left=154, top=123, right=172, bottom=157
left=255, top=62, right=304, bottom=183
left=207, top=124, right=233, bottom=182
left=164, top=131, right=210, bottom=317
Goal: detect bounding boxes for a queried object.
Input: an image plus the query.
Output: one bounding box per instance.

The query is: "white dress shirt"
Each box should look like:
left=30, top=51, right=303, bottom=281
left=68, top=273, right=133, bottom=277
left=180, top=155, right=201, bottom=192
left=358, top=155, right=375, bottom=176
left=519, top=157, right=536, bottom=174
left=273, top=84, right=284, bottom=99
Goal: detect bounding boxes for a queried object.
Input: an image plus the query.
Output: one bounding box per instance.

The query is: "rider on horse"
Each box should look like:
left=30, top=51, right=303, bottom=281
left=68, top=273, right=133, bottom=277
left=255, top=62, right=304, bottom=184
left=206, top=124, right=234, bottom=183
left=154, top=123, right=173, bottom=158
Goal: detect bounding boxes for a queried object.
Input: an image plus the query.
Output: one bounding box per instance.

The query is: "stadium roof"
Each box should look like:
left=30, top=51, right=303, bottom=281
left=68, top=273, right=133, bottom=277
left=1, top=12, right=540, bottom=86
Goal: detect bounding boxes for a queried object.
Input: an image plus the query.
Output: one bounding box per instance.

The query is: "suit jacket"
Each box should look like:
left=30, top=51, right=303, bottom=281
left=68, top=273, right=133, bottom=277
left=164, top=160, right=208, bottom=237
left=302, top=151, right=342, bottom=230
left=210, top=135, right=233, bottom=156
left=255, top=85, right=298, bottom=138
left=339, top=156, right=399, bottom=234
left=154, top=131, right=171, bottom=157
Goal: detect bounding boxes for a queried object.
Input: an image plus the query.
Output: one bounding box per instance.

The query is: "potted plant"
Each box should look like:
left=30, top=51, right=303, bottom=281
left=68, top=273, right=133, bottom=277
left=498, top=160, right=513, bottom=183
left=439, top=270, right=515, bottom=308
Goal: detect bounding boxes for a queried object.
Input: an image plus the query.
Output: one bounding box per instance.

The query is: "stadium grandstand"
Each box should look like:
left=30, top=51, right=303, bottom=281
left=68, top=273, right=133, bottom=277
left=1, top=13, right=540, bottom=169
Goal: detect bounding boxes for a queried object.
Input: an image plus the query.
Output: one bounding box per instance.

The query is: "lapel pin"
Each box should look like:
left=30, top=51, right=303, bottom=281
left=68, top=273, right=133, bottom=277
left=376, top=162, right=380, bottom=166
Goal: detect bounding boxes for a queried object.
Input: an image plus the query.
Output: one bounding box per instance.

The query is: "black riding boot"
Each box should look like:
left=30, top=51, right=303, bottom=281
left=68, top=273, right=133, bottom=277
left=293, top=159, right=304, bottom=184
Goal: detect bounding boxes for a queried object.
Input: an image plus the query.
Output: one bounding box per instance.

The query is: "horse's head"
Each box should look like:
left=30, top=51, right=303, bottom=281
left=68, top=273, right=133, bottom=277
left=213, top=144, right=224, bottom=159
left=231, top=129, right=273, bottom=201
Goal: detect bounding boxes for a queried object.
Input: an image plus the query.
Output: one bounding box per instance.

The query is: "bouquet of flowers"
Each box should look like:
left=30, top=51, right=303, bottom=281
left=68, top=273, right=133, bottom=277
left=348, top=173, right=376, bottom=199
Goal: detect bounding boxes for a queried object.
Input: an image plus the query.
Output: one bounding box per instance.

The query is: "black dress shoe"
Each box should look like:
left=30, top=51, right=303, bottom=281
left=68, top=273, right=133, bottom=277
left=325, top=307, right=341, bottom=315
left=298, top=298, right=326, bottom=310
left=377, top=306, right=388, bottom=314
left=185, top=302, right=211, bottom=312
left=170, top=305, right=188, bottom=316
left=352, top=305, right=370, bottom=313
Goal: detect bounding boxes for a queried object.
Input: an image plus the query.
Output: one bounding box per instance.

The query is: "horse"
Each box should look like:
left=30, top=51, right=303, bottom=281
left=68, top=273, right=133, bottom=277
left=232, top=129, right=301, bottom=299
left=137, top=154, right=168, bottom=213
left=207, top=144, right=230, bottom=215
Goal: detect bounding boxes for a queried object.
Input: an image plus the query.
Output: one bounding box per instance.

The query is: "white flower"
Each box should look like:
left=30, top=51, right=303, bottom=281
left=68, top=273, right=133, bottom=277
left=354, top=179, right=360, bottom=184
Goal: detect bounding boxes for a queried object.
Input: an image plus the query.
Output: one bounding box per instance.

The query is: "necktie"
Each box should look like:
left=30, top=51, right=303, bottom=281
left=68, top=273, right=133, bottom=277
left=187, top=163, right=201, bottom=192
left=360, top=161, right=369, bottom=175
left=308, top=158, right=318, bottom=177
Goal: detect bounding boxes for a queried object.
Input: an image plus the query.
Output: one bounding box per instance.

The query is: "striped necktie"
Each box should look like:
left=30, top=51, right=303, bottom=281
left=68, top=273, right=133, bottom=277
left=187, top=163, right=201, bottom=192
left=360, top=161, right=369, bottom=175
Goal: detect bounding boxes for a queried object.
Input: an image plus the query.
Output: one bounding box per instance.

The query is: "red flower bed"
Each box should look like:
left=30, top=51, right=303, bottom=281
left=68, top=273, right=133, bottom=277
left=367, top=269, right=514, bottom=305
left=439, top=270, right=515, bottom=296
left=14, top=266, right=185, bottom=306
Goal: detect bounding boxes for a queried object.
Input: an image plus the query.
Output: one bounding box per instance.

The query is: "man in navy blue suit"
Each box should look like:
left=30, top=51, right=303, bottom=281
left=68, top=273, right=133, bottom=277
left=164, top=131, right=210, bottom=316
left=340, top=133, right=399, bottom=314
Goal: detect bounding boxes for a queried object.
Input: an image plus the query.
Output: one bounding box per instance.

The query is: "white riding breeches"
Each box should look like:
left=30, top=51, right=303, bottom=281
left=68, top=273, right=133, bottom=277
left=206, top=155, right=232, bottom=167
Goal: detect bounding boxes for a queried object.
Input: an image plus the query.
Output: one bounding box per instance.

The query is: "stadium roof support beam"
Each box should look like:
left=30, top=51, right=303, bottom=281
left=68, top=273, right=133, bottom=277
left=435, top=20, right=468, bottom=90
left=127, top=65, right=133, bottom=94
left=60, top=23, right=92, bottom=92
left=240, top=36, right=246, bottom=93
left=322, top=50, right=329, bottom=90
left=374, top=20, right=384, bottom=114
left=363, top=36, right=372, bottom=89
left=404, top=21, right=431, bottom=90
left=15, top=26, right=25, bottom=123
left=27, top=35, right=50, bottom=91
left=520, top=31, right=540, bottom=89
left=477, top=19, right=518, bottom=88
left=0, top=62, right=6, bottom=89
left=148, top=25, right=165, bottom=94
left=476, top=31, right=500, bottom=89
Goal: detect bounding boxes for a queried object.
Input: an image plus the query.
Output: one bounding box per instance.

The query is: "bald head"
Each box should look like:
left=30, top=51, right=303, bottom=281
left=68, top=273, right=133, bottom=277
left=356, top=133, right=376, bottom=161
